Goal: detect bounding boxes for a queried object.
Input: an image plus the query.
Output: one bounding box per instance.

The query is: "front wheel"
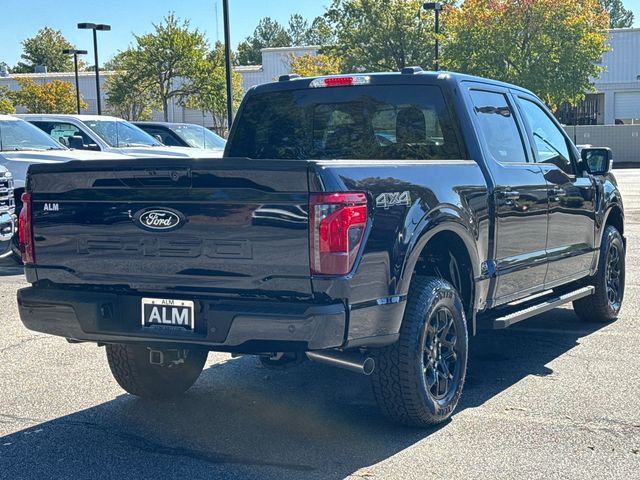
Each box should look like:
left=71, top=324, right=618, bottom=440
left=573, top=225, right=625, bottom=322
left=370, top=277, right=468, bottom=427
left=106, top=344, right=207, bottom=399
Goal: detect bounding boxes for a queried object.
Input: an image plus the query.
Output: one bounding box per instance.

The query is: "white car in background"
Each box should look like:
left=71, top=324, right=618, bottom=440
left=19, top=114, right=219, bottom=158
left=0, top=165, right=14, bottom=259
left=0, top=115, right=130, bottom=190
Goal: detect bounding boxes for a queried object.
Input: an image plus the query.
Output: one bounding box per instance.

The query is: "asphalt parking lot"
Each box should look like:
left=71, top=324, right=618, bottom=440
left=1, top=171, right=639, bottom=480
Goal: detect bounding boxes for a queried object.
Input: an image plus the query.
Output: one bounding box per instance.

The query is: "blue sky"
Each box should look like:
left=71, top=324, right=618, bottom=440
left=0, top=0, right=329, bottom=67
left=1, top=0, right=638, bottom=67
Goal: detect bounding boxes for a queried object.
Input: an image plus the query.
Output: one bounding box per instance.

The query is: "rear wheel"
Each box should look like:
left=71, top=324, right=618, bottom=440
left=370, top=277, right=468, bottom=427
left=573, top=225, right=625, bottom=322
left=106, top=344, right=207, bottom=398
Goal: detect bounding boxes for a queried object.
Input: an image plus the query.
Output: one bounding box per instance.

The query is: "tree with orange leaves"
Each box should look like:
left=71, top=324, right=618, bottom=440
left=443, top=0, right=610, bottom=108
left=11, top=78, right=87, bottom=114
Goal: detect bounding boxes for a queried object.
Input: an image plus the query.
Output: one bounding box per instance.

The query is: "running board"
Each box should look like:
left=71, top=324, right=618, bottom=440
left=493, top=286, right=594, bottom=329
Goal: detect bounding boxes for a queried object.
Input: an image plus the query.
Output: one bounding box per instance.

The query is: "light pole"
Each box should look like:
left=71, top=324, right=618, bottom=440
left=62, top=49, right=87, bottom=114
left=423, top=2, right=442, bottom=71
left=222, top=0, right=233, bottom=129
left=77, top=23, right=111, bottom=115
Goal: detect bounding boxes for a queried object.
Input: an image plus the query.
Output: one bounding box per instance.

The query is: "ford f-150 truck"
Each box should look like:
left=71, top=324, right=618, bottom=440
left=16, top=70, right=625, bottom=427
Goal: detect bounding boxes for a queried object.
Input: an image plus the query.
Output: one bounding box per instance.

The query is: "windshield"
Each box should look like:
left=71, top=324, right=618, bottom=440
left=0, top=119, right=67, bottom=152
left=171, top=124, right=226, bottom=150
left=83, top=119, right=162, bottom=148
left=228, top=85, right=464, bottom=160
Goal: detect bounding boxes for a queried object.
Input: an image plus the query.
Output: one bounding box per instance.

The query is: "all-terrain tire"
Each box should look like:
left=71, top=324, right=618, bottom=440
left=106, top=344, right=207, bottom=398
left=573, top=225, right=625, bottom=322
left=370, top=277, right=468, bottom=427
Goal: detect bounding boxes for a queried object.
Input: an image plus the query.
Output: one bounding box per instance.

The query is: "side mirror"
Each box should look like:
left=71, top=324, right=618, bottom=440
left=581, top=147, right=612, bottom=175
left=67, top=135, right=85, bottom=150
left=153, top=134, right=164, bottom=144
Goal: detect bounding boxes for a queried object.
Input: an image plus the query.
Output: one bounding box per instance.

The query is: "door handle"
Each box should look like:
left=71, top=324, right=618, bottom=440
left=499, top=190, right=520, bottom=199
left=549, top=188, right=567, bottom=197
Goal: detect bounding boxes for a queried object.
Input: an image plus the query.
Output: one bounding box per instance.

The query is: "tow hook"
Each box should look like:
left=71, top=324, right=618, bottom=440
left=148, top=348, right=187, bottom=367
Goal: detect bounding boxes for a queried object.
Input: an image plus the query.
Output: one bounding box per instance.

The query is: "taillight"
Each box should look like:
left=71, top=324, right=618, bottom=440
left=19, top=192, right=35, bottom=264
left=309, top=192, right=367, bottom=276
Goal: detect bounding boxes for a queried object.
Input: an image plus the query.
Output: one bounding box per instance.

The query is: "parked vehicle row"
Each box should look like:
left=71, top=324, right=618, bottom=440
left=19, top=114, right=223, bottom=158
left=15, top=69, right=625, bottom=427
left=134, top=122, right=226, bottom=151
left=1, top=114, right=226, bottom=190
left=0, top=165, right=14, bottom=260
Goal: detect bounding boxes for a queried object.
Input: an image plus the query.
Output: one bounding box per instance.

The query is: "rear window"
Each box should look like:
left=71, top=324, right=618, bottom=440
left=229, top=85, right=464, bottom=160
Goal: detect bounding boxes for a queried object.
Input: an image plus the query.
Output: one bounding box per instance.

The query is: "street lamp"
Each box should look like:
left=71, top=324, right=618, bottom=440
left=423, top=2, right=443, bottom=71
left=222, top=0, right=233, bottom=129
left=62, top=49, right=87, bottom=114
left=77, top=23, right=111, bottom=115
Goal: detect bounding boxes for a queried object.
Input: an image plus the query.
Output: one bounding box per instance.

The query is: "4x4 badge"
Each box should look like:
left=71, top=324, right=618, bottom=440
left=376, top=191, right=411, bottom=209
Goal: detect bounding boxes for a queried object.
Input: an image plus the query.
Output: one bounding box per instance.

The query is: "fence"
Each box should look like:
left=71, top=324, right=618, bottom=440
left=563, top=125, right=640, bottom=165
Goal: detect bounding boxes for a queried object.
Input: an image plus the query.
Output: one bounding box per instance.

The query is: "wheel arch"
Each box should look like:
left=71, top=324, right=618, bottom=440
left=399, top=213, right=481, bottom=334
left=603, top=204, right=624, bottom=239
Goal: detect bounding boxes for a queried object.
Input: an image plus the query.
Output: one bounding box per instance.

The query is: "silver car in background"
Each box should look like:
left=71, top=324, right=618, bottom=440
left=0, top=165, right=14, bottom=259
left=19, top=114, right=220, bottom=158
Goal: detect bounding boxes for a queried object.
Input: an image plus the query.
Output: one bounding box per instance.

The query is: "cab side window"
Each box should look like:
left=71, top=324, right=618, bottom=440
left=517, top=98, right=574, bottom=175
left=469, top=90, right=528, bottom=164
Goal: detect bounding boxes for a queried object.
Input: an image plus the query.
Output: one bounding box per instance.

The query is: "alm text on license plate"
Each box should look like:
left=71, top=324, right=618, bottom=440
left=141, top=298, right=194, bottom=330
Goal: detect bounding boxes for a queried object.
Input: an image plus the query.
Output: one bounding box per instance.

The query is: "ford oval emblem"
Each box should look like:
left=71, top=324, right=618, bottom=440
left=134, top=208, right=184, bottom=231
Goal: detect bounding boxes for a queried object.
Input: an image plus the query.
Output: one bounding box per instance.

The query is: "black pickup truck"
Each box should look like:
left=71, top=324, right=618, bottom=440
left=17, top=70, right=625, bottom=427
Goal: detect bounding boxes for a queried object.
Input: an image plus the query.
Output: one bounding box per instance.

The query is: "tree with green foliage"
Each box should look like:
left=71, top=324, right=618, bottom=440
left=13, top=27, right=81, bottom=73
left=290, top=53, right=343, bottom=77
left=237, top=17, right=291, bottom=65
left=0, top=87, right=15, bottom=114
left=104, top=51, right=158, bottom=121
left=324, top=0, right=445, bottom=72
left=237, top=14, right=338, bottom=66
left=120, top=14, right=210, bottom=121
left=600, top=0, right=634, bottom=28
left=306, top=16, right=336, bottom=46
left=443, top=0, right=610, bottom=109
left=187, top=42, right=244, bottom=132
left=288, top=14, right=310, bottom=46
left=11, top=78, right=87, bottom=114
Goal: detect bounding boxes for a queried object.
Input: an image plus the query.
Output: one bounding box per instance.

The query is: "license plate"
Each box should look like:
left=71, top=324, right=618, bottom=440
left=141, top=298, right=194, bottom=330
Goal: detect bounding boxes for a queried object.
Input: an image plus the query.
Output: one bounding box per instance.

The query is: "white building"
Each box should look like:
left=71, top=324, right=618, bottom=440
left=0, top=46, right=318, bottom=128
left=558, top=28, right=640, bottom=125
left=235, top=46, right=318, bottom=91
left=595, top=28, right=640, bottom=125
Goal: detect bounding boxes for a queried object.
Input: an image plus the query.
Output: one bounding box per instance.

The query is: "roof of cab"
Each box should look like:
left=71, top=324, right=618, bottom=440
left=248, top=69, right=537, bottom=98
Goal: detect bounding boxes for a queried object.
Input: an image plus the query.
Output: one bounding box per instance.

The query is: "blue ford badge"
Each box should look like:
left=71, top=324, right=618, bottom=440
left=135, top=208, right=183, bottom=231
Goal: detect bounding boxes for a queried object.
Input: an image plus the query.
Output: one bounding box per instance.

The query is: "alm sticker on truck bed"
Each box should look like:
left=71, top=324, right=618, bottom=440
left=141, top=298, right=194, bottom=330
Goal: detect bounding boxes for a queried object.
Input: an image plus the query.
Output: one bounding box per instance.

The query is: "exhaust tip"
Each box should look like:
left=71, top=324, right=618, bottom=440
left=362, top=357, right=375, bottom=376
left=306, top=350, right=375, bottom=375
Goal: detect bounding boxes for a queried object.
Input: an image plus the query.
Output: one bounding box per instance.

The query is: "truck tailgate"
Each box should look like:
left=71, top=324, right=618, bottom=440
left=27, top=158, right=313, bottom=298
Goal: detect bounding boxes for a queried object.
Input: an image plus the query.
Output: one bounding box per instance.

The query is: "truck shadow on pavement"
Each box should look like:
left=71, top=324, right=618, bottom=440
left=0, top=307, right=607, bottom=480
